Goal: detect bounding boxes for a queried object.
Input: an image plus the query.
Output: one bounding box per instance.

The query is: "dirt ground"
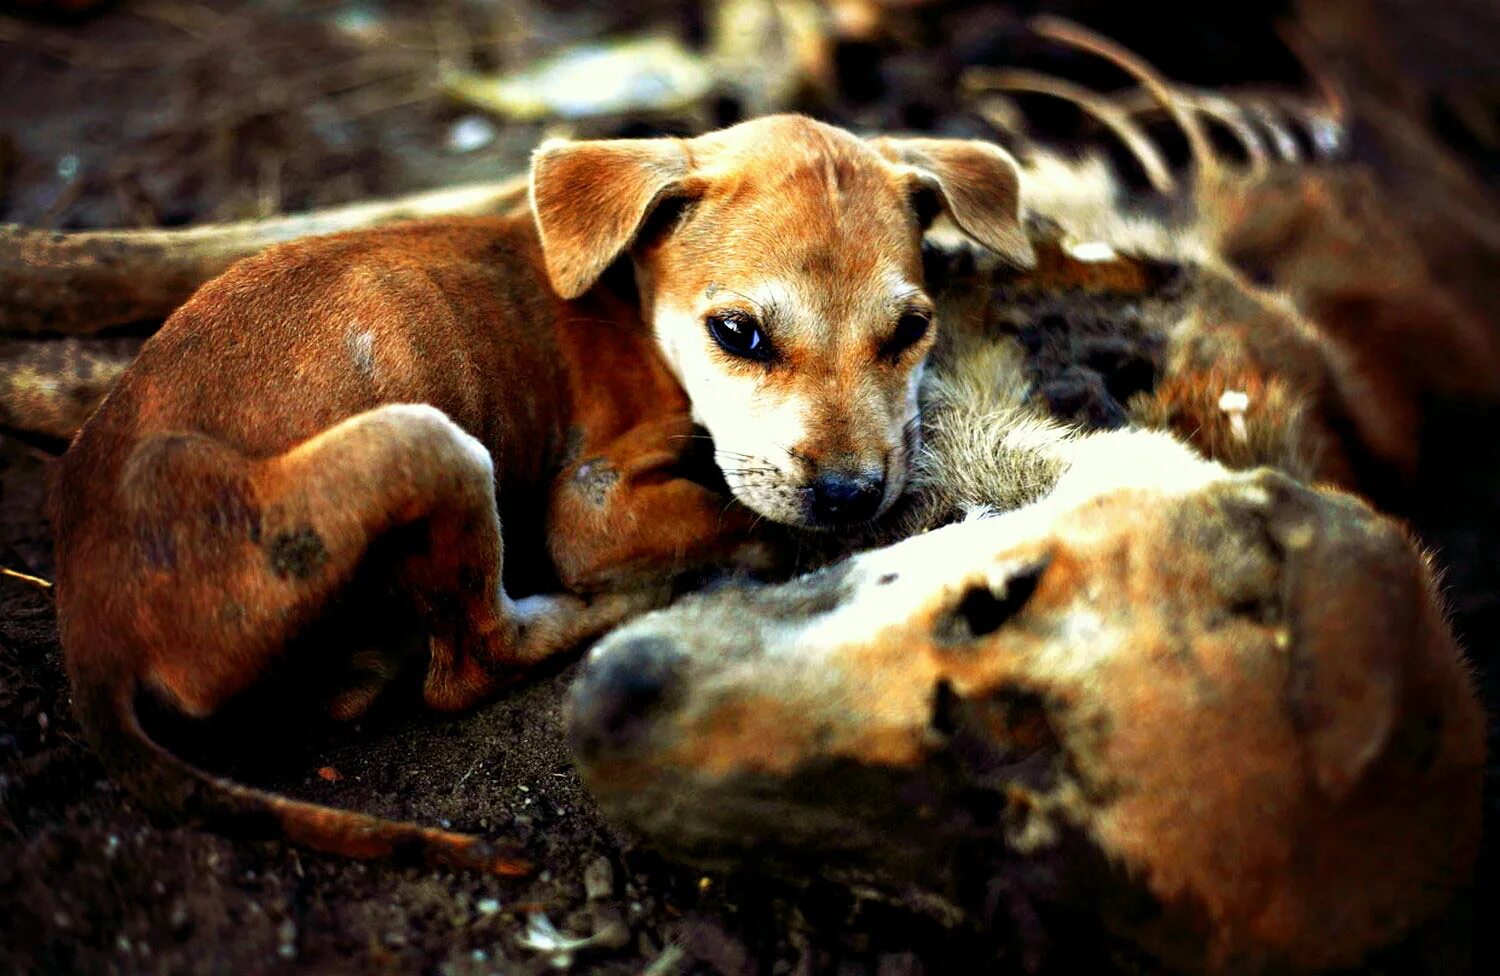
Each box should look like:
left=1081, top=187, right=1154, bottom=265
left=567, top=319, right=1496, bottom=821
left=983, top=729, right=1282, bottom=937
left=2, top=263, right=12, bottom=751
left=3, top=2, right=1500, bottom=975
left=2, top=430, right=938, bottom=976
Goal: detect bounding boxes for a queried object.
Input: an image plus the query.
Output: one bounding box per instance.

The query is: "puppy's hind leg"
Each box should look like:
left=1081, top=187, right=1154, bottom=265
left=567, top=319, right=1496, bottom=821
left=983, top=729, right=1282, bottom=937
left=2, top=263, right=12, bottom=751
left=326, top=647, right=403, bottom=722
left=260, top=403, right=637, bottom=714
left=73, top=402, right=605, bottom=874
left=262, top=405, right=498, bottom=712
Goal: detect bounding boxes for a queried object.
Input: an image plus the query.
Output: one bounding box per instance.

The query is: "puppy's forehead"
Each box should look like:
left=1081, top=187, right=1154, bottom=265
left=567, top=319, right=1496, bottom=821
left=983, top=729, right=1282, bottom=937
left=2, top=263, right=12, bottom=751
left=683, top=123, right=916, bottom=260
left=691, top=114, right=877, bottom=169
left=708, top=160, right=906, bottom=235
left=651, top=118, right=926, bottom=324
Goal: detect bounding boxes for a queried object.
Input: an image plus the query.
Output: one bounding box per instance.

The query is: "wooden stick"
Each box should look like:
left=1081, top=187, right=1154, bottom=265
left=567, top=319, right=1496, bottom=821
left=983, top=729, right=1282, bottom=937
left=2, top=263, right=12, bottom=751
left=1, top=566, right=53, bottom=590
left=0, top=336, right=146, bottom=440
left=0, top=177, right=528, bottom=336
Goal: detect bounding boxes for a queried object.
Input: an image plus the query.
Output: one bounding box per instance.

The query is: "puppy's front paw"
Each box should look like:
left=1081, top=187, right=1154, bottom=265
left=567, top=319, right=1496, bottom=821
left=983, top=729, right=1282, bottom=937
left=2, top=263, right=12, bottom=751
left=508, top=592, right=587, bottom=628
left=506, top=589, right=664, bottom=666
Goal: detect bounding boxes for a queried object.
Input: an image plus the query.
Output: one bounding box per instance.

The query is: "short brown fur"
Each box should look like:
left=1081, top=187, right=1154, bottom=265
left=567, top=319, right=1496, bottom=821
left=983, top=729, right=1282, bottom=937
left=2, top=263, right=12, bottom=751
left=50, top=115, right=1030, bottom=871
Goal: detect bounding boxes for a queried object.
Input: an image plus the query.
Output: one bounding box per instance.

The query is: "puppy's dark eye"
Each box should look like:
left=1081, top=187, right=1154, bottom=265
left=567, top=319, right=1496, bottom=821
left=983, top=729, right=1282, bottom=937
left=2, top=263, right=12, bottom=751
left=882, top=313, right=932, bottom=359
left=707, top=314, right=773, bottom=362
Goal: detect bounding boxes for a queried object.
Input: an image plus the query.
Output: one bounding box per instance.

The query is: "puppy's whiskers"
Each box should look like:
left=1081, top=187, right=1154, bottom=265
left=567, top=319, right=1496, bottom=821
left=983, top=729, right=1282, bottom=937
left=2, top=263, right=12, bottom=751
left=719, top=468, right=780, bottom=478
left=776, top=441, right=814, bottom=467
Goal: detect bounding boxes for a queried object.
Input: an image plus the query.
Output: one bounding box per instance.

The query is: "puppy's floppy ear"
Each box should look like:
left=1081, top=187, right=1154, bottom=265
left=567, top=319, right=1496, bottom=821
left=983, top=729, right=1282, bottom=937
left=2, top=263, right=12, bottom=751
left=530, top=137, right=691, bottom=299
left=870, top=136, right=1034, bottom=268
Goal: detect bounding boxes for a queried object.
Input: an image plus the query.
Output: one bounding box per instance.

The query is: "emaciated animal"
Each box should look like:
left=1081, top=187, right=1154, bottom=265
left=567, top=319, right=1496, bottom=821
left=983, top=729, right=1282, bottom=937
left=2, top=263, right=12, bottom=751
left=568, top=18, right=1496, bottom=973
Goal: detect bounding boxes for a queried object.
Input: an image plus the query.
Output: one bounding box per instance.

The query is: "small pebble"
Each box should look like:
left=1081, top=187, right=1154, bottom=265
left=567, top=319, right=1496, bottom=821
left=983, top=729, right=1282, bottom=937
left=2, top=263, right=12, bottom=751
left=277, top=919, right=297, bottom=959
left=1064, top=239, right=1117, bottom=263
left=447, top=116, right=497, bottom=153
left=583, top=856, right=614, bottom=901
left=332, top=5, right=384, bottom=41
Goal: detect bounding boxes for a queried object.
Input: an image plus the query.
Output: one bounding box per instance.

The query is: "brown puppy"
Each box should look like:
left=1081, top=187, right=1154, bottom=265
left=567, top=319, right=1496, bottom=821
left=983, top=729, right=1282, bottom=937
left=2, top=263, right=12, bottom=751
left=49, top=115, right=1032, bottom=872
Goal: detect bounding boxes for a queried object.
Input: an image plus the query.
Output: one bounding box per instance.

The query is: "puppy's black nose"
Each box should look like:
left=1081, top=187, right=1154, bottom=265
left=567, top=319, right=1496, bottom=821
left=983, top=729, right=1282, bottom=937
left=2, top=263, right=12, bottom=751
left=810, top=472, right=885, bottom=525
left=568, top=635, right=682, bottom=758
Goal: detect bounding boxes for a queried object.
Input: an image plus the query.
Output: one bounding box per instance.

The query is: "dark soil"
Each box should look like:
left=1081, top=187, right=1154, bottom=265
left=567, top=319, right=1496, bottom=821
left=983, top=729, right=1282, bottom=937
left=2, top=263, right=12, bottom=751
left=0, top=429, right=933, bottom=975
left=3, top=2, right=1499, bottom=975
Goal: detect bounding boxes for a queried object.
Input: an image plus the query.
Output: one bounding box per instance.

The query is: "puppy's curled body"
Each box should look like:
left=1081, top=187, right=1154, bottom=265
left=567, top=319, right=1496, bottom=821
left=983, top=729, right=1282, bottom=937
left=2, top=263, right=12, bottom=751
left=52, top=217, right=645, bottom=871
left=51, top=116, right=1034, bottom=870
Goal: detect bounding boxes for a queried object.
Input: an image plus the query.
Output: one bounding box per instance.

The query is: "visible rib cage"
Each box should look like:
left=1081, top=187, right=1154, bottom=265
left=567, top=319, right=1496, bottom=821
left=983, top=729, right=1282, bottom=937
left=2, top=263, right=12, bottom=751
left=963, top=15, right=1347, bottom=196
left=895, top=16, right=1499, bottom=553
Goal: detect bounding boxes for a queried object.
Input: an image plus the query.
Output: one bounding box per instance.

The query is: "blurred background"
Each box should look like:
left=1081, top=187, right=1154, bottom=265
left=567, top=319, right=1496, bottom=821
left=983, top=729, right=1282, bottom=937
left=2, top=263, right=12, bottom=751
left=2, top=0, right=1498, bottom=230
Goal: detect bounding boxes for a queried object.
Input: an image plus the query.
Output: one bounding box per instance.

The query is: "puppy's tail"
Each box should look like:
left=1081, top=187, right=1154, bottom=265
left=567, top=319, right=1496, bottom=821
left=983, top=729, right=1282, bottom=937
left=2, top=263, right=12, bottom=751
left=73, top=663, right=529, bottom=876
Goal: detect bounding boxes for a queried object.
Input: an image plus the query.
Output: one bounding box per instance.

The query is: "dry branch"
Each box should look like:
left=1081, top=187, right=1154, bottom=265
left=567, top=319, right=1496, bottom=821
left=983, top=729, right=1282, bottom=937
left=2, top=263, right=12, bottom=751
left=0, top=177, right=527, bottom=336
left=0, top=336, right=145, bottom=440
